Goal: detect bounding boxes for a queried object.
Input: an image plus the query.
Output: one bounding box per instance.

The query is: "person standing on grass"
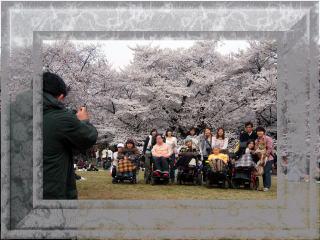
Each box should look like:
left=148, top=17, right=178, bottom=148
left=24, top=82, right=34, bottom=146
left=101, top=147, right=108, bottom=167
left=95, top=147, right=100, bottom=167
left=212, top=127, right=229, bottom=154
left=151, top=134, right=172, bottom=177
left=198, top=127, right=215, bottom=182
left=255, top=126, right=274, bottom=192
left=43, top=72, right=98, bottom=199
left=164, top=129, right=178, bottom=183
left=107, top=147, right=113, bottom=162
left=143, top=129, right=158, bottom=172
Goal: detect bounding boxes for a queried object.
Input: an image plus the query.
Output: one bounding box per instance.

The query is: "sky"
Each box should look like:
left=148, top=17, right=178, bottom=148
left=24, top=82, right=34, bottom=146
left=72, top=40, right=250, bottom=71
left=1, top=0, right=318, bottom=71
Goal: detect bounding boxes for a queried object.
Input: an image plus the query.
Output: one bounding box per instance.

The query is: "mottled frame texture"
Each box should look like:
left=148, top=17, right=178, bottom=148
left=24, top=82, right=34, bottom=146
left=1, top=1, right=319, bottom=239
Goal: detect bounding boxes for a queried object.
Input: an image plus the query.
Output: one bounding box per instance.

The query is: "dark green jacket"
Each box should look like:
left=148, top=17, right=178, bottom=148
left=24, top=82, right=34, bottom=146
left=43, top=92, right=98, bottom=199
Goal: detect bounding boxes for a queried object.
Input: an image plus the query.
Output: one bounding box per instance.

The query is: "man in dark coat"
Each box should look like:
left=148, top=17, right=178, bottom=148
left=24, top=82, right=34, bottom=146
left=43, top=72, right=98, bottom=199
left=237, top=121, right=258, bottom=158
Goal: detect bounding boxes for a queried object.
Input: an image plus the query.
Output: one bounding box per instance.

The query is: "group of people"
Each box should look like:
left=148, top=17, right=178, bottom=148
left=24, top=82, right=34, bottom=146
left=104, top=122, right=275, bottom=191
left=42, top=71, right=277, bottom=200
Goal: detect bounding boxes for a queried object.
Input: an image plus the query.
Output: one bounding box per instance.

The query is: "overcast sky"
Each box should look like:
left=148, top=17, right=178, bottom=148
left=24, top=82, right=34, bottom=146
left=72, top=40, right=250, bottom=71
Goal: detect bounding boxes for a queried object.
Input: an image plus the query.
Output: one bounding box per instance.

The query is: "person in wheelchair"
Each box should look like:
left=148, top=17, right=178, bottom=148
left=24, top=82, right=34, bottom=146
left=123, top=139, right=140, bottom=159
left=176, top=139, right=199, bottom=168
left=122, top=139, right=141, bottom=181
left=207, top=146, right=229, bottom=171
left=176, top=139, right=202, bottom=185
left=206, top=146, right=230, bottom=188
left=151, top=134, right=172, bottom=178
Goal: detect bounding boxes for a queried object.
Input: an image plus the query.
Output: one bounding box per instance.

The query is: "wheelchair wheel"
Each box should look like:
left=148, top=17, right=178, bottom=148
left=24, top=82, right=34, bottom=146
left=223, top=179, right=229, bottom=189
left=170, top=178, right=175, bottom=184
left=206, top=179, right=211, bottom=188
left=131, top=175, right=137, bottom=184
left=177, top=174, right=182, bottom=185
left=151, top=176, right=156, bottom=185
left=144, top=169, right=150, bottom=184
left=197, top=173, right=202, bottom=185
left=231, top=180, right=239, bottom=189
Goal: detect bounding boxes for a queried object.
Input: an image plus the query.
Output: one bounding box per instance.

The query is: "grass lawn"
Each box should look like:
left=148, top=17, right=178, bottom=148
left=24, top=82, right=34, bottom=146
left=76, top=168, right=277, bottom=200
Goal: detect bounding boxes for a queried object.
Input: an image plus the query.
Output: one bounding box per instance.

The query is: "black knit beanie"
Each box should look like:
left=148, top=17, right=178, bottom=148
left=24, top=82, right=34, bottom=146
left=43, top=72, right=68, bottom=97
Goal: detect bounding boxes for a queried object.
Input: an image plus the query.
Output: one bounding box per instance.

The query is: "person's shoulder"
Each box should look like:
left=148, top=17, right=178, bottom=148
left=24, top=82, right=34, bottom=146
left=133, top=147, right=140, bottom=152
left=180, top=144, right=187, bottom=148
left=49, top=108, right=76, bottom=120
left=239, top=131, right=247, bottom=136
left=265, top=135, right=273, bottom=141
left=44, top=108, right=75, bottom=126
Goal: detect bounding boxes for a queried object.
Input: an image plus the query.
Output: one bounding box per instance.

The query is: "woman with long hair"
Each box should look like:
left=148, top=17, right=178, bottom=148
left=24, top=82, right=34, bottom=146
left=212, top=127, right=229, bottom=153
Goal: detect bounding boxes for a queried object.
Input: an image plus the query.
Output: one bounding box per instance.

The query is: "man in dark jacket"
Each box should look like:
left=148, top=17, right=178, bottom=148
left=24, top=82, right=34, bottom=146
left=237, top=121, right=258, bottom=157
left=43, top=72, right=98, bottom=199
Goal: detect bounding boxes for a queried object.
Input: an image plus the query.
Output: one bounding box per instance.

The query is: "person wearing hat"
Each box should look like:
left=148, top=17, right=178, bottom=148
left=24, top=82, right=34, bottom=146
left=43, top=71, right=98, bottom=199
left=110, top=143, right=124, bottom=177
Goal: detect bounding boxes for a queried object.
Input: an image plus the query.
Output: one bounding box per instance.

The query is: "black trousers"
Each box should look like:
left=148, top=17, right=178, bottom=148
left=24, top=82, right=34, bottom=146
left=153, top=156, right=169, bottom=172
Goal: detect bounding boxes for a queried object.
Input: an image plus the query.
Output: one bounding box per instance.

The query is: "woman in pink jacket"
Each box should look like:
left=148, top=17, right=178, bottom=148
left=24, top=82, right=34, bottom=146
left=151, top=134, right=172, bottom=177
left=255, top=126, right=274, bottom=192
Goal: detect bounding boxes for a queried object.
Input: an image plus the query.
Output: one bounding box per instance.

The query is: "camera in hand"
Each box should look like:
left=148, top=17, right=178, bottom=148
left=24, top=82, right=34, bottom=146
left=67, top=104, right=86, bottom=115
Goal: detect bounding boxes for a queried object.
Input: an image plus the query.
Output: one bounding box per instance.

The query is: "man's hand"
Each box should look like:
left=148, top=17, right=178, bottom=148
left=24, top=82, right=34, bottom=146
left=76, top=106, right=89, bottom=121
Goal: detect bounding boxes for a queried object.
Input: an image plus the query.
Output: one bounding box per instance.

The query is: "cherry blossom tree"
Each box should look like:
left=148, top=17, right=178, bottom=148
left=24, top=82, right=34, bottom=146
left=38, top=39, right=277, bottom=146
